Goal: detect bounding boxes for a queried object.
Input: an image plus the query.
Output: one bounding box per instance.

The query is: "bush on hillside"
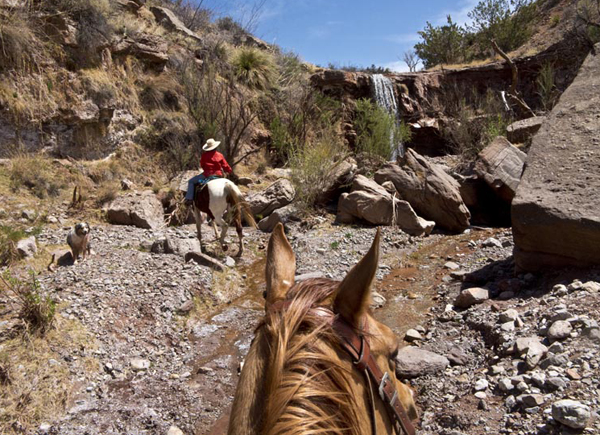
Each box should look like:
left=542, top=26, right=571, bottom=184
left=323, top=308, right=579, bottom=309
left=442, top=88, right=512, bottom=163
left=468, top=0, right=537, bottom=54
left=289, top=135, right=350, bottom=209
left=9, top=155, right=63, bottom=199
left=353, top=98, right=411, bottom=162
left=231, top=47, right=276, bottom=90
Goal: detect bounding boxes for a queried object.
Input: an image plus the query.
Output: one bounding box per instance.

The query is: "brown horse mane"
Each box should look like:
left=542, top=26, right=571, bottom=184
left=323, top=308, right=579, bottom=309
left=259, top=278, right=363, bottom=435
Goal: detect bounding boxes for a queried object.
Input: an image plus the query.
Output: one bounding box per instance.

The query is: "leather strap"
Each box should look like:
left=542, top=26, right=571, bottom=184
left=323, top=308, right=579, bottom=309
left=333, top=317, right=416, bottom=435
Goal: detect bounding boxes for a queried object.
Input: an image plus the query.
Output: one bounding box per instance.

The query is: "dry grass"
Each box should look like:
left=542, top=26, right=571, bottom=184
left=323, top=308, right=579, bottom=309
left=0, top=316, right=98, bottom=434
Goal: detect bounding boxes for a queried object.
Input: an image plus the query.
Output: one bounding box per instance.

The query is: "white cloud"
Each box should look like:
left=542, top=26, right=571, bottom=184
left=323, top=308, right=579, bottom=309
left=383, top=33, right=420, bottom=45
left=434, top=0, right=479, bottom=27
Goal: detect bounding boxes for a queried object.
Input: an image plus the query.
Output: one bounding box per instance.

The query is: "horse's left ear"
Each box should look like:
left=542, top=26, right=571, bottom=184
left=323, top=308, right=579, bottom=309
left=334, top=228, right=380, bottom=326
left=265, top=223, right=296, bottom=307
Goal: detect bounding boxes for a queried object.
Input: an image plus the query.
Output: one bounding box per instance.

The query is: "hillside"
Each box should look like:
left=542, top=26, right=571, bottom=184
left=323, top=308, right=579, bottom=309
left=1, top=1, right=600, bottom=435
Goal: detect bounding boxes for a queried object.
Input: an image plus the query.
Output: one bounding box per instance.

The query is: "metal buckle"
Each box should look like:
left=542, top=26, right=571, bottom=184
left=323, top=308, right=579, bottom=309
left=353, top=335, right=366, bottom=366
left=379, top=372, right=389, bottom=401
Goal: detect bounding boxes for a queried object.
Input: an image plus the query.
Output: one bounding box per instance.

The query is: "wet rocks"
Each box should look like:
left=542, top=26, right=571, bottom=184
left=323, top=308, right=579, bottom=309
left=552, top=399, right=591, bottom=429
left=106, top=190, right=165, bottom=230
left=395, top=347, right=449, bottom=378
left=374, top=149, right=470, bottom=232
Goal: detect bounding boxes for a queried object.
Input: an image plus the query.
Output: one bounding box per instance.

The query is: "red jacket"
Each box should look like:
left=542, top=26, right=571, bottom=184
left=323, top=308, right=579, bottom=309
left=200, top=150, right=232, bottom=177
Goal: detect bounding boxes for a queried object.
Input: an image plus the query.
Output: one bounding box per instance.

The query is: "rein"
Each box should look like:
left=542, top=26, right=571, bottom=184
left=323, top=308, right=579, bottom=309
left=268, top=300, right=416, bottom=435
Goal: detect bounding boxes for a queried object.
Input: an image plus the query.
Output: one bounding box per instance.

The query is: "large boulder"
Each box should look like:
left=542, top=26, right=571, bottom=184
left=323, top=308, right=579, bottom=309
left=258, top=205, right=300, bottom=233
left=315, top=157, right=357, bottom=204
left=17, top=236, right=37, bottom=259
left=395, top=347, right=449, bottom=379
left=107, top=190, right=164, bottom=230
left=336, top=175, right=434, bottom=236
left=474, top=136, right=527, bottom=203
left=512, top=44, right=600, bottom=271
left=374, top=149, right=470, bottom=232
left=150, top=7, right=203, bottom=42
left=247, top=179, right=295, bottom=218
left=506, top=116, right=545, bottom=144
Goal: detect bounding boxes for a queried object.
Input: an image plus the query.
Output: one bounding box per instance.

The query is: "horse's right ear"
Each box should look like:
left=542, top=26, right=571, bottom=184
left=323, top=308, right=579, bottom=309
left=265, top=223, right=296, bottom=307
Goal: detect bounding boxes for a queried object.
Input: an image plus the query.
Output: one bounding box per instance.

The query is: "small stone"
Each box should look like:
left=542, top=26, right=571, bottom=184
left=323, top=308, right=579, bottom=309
left=566, top=369, right=581, bottom=380
left=121, top=178, right=134, bottom=190
left=501, top=321, right=515, bottom=332
left=395, top=347, right=449, bottom=378
left=21, top=209, right=36, bottom=221
left=167, top=426, right=185, bottom=435
left=552, top=284, right=568, bottom=296
left=444, top=261, right=460, bottom=270
left=130, top=358, right=150, bottom=371
left=531, top=372, right=546, bottom=388
left=474, top=379, right=489, bottom=391
left=483, top=237, right=502, bottom=248
left=499, top=309, right=519, bottom=323
left=177, top=300, right=194, bottom=314
left=16, top=236, right=37, bottom=258
left=548, top=320, right=573, bottom=342
left=454, top=287, right=489, bottom=308
left=506, top=395, right=517, bottom=409
left=552, top=399, right=590, bottom=429
left=474, top=391, right=487, bottom=399
left=499, top=378, right=514, bottom=392
left=39, top=423, right=52, bottom=433
left=526, top=340, right=548, bottom=369
left=404, top=329, right=422, bottom=342
left=546, top=377, right=567, bottom=390
left=581, top=281, right=600, bottom=293
left=567, top=280, right=583, bottom=292
left=371, top=292, right=387, bottom=308
left=548, top=342, right=564, bottom=354
left=518, top=394, right=544, bottom=408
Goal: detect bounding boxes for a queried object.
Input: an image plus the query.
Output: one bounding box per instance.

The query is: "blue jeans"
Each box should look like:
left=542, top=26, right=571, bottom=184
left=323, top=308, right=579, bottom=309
left=185, top=174, right=206, bottom=201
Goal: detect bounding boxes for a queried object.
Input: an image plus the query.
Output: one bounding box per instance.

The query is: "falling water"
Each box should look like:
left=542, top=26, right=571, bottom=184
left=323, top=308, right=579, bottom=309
left=371, top=74, right=404, bottom=160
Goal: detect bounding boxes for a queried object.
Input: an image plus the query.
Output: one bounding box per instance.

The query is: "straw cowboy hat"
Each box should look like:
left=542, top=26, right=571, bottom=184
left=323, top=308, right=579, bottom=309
left=202, top=138, right=221, bottom=151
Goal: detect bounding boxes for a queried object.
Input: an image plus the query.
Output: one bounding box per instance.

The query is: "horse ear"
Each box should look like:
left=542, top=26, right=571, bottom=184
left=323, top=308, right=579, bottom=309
left=265, top=223, right=296, bottom=306
left=334, top=228, right=380, bottom=326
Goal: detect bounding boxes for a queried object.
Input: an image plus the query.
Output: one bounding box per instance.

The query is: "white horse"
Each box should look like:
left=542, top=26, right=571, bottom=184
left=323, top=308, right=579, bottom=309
left=191, top=178, right=256, bottom=256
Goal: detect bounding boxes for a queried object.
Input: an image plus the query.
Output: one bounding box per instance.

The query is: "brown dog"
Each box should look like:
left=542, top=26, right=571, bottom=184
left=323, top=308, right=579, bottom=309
left=67, top=222, right=91, bottom=263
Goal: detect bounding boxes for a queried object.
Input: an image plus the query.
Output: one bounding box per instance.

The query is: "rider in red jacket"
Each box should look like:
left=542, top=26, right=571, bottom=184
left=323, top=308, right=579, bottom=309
left=185, top=138, right=232, bottom=203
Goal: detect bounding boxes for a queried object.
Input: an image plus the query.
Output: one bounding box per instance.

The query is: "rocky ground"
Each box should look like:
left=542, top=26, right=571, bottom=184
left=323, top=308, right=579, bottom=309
left=1, top=215, right=599, bottom=435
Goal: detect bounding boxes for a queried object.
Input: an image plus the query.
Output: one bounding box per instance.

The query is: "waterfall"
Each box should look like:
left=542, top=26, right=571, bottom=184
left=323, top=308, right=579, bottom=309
left=371, top=74, right=404, bottom=160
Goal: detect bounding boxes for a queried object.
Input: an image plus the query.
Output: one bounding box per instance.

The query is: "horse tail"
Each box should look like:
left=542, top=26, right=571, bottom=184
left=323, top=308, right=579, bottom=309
left=225, top=182, right=257, bottom=229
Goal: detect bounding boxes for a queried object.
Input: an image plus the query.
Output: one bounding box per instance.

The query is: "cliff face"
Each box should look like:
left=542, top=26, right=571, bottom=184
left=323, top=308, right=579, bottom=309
left=310, top=7, right=592, bottom=156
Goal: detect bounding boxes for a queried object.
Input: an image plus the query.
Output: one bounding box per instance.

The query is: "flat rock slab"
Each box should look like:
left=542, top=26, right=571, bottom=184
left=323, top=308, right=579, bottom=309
left=454, top=287, right=489, bottom=308
left=395, top=346, right=449, bottom=378
left=506, top=116, right=545, bottom=143
left=474, top=136, right=526, bottom=203
left=512, top=44, right=600, bottom=271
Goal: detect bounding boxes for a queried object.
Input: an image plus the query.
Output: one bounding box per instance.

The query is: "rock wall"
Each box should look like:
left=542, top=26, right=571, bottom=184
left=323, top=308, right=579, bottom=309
left=512, top=43, right=600, bottom=271
left=311, top=38, right=590, bottom=156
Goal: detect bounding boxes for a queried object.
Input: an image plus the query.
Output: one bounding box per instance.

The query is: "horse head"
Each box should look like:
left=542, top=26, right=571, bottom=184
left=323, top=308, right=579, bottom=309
left=229, top=223, right=418, bottom=435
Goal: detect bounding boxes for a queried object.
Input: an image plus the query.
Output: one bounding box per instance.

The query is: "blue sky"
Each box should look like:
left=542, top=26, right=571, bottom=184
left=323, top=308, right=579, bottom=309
left=200, top=0, right=479, bottom=71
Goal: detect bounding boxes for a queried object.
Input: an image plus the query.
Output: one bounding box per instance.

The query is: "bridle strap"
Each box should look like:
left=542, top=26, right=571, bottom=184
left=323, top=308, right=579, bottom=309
left=333, top=317, right=416, bottom=435
left=267, top=300, right=416, bottom=435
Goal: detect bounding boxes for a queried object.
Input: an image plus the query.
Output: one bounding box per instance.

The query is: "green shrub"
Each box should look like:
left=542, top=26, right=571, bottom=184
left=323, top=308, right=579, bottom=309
left=289, top=135, right=349, bottom=209
left=1, top=271, right=56, bottom=335
left=354, top=98, right=411, bottom=162
left=231, top=47, right=276, bottom=90
left=537, top=62, right=559, bottom=111
left=415, top=15, right=468, bottom=68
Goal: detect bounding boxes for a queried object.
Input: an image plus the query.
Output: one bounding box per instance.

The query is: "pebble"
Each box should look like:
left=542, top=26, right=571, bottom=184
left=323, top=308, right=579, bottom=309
left=404, top=329, right=423, bottom=342
left=130, top=358, right=150, bottom=371
left=444, top=261, right=460, bottom=270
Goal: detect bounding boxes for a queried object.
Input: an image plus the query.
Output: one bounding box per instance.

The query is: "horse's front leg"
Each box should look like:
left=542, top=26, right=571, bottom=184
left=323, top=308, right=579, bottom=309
left=235, top=214, right=243, bottom=257
left=216, top=218, right=229, bottom=253
left=192, top=206, right=204, bottom=252
left=212, top=221, right=219, bottom=240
